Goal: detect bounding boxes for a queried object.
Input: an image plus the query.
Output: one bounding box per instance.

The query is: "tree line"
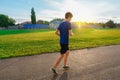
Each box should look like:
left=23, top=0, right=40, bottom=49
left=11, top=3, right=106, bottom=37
left=94, top=20, right=120, bottom=28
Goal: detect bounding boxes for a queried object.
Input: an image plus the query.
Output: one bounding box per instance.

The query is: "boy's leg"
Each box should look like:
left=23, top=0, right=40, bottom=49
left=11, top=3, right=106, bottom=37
left=52, top=54, right=64, bottom=75
left=53, top=54, right=64, bottom=68
left=64, top=50, right=69, bottom=67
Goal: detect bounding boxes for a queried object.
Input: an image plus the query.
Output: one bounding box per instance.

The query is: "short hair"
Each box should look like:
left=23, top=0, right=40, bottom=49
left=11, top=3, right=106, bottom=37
left=65, top=12, right=73, bottom=19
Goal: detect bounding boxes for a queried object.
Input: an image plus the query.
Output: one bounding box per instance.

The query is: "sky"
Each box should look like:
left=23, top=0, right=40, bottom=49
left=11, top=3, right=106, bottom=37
left=0, top=0, right=120, bottom=23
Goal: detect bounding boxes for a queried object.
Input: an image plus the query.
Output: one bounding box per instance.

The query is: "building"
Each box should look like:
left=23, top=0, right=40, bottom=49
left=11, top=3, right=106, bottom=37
left=49, top=19, right=63, bottom=29
left=23, top=24, right=49, bottom=29
left=0, top=27, right=6, bottom=30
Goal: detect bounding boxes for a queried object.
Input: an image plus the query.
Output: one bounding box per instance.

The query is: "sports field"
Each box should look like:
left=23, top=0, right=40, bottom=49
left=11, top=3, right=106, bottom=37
left=0, top=28, right=120, bottom=59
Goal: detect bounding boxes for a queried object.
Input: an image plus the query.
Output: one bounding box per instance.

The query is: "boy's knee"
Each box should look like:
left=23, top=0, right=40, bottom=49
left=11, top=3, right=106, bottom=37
left=66, top=50, right=69, bottom=53
left=61, top=54, right=64, bottom=57
left=65, top=50, right=69, bottom=56
left=66, top=50, right=69, bottom=54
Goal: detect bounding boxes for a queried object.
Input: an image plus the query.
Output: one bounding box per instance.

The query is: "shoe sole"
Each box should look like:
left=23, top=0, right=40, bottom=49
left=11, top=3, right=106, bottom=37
left=51, top=68, right=58, bottom=76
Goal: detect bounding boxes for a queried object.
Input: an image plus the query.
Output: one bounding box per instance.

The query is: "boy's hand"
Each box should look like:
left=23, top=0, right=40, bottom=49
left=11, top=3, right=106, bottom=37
left=55, top=29, right=60, bottom=36
left=69, top=30, right=73, bottom=36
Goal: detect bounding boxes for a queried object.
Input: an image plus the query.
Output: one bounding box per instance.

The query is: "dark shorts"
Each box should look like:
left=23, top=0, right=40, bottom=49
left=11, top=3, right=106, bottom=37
left=60, top=44, right=69, bottom=54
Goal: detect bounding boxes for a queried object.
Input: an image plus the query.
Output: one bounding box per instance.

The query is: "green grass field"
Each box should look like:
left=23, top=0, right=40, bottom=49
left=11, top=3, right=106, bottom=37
left=0, top=29, right=53, bottom=35
left=0, top=28, right=120, bottom=59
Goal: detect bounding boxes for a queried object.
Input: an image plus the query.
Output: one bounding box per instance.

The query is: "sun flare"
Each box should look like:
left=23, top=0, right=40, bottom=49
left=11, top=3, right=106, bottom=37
left=61, top=0, right=97, bottom=22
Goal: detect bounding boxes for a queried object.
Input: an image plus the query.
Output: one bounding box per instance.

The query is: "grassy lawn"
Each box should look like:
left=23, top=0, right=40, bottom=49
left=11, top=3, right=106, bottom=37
left=0, top=29, right=53, bottom=35
left=0, top=28, right=120, bottom=59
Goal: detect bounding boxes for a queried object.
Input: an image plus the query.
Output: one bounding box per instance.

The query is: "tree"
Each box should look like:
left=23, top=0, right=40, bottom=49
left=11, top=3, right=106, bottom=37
left=116, top=23, right=120, bottom=28
left=31, top=7, right=36, bottom=24
left=0, top=14, right=9, bottom=27
left=37, top=20, right=49, bottom=24
left=0, top=14, right=15, bottom=27
left=50, top=18, right=64, bottom=23
left=105, top=20, right=116, bottom=28
left=9, top=18, right=16, bottom=26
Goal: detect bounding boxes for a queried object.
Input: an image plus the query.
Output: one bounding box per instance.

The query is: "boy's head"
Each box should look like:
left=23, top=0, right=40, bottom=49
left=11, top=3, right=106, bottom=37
left=65, top=12, right=73, bottom=21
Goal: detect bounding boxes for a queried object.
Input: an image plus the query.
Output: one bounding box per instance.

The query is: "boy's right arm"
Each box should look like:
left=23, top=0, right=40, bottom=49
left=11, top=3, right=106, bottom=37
left=55, top=29, right=60, bottom=36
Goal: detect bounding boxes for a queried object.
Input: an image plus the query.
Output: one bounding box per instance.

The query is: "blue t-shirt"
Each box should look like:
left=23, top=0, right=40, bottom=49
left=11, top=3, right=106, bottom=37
left=58, top=21, right=71, bottom=44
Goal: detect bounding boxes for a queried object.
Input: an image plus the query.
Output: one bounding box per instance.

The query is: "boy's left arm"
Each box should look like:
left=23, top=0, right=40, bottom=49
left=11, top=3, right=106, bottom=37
left=68, top=23, right=73, bottom=36
left=69, top=30, right=73, bottom=36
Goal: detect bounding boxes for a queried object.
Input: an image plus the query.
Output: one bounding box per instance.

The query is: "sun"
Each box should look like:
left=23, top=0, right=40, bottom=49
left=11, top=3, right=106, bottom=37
left=72, top=21, right=85, bottom=28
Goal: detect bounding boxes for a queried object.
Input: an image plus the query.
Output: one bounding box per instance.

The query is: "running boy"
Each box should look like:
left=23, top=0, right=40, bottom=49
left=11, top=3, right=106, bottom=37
left=51, top=12, right=73, bottom=75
